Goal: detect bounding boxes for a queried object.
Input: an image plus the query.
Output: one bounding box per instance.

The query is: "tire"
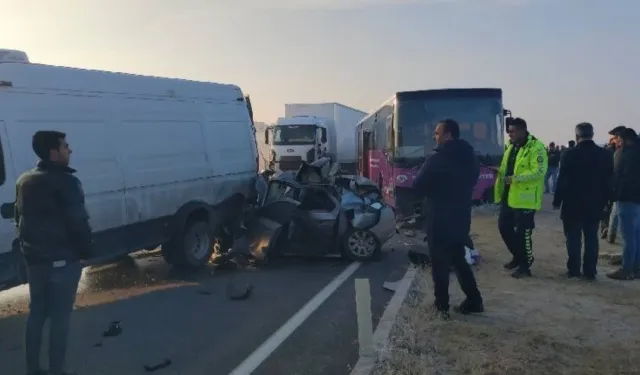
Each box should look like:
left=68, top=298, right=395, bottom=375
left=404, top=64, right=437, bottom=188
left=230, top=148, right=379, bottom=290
left=342, top=228, right=381, bottom=262
left=162, top=221, right=214, bottom=268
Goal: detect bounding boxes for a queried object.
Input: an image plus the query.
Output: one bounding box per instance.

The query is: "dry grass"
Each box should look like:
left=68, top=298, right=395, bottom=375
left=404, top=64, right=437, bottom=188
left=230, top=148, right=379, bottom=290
left=374, top=202, right=640, bottom=375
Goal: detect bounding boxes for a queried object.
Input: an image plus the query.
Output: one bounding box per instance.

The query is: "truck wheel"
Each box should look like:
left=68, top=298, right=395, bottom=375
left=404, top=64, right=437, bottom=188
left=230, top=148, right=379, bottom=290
left=162, top=220, right=214, bottom=268
left=342, top=228, right=381, bottom=262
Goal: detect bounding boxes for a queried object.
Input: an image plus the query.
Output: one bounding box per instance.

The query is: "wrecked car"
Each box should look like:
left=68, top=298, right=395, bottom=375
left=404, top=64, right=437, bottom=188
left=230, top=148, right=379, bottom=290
left=229, top=157, right=396, bottom=262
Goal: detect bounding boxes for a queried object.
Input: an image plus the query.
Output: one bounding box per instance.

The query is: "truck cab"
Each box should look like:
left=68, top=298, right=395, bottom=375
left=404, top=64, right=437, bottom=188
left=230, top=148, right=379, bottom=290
left=265, top=116, right=331, bottom=172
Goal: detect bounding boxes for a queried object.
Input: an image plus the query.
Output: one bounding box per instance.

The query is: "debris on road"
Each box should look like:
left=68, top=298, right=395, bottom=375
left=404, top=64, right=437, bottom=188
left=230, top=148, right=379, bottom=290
left=382, top=281, right=400, bottom=292
left=226, top=276, right=253, bottom=300
left=102, top=321, right=122, bottom=338
left=143, top=359, right=172, bottom=372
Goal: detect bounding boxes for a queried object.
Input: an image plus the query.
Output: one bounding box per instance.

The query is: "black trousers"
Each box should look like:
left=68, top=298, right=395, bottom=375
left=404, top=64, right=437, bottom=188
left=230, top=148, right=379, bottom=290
left=430, top=242, right=482, bottom=311
left=563, top=217, right=600, bottom=277
left=498, top=205, right=536, bottom=271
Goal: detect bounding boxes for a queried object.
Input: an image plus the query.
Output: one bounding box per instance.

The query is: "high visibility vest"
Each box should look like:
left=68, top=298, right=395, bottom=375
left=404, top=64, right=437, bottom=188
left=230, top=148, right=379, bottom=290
left=494, top=135, right=548, bottom=210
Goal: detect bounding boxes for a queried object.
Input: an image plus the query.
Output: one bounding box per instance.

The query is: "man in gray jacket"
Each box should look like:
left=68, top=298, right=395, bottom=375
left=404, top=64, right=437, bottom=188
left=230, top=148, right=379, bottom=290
left=15, top=130, right=92, bottom=375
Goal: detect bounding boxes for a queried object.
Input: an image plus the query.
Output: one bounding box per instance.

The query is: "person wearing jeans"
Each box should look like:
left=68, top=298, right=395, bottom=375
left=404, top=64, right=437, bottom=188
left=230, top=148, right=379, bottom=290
left=607, top=201, right=619, bottom=243
left=553, top=123, right=613, bottom=280
left=607, top=127, right=640, bottom=280
left=617, top=202, right=640, bottom=275
left=545, top=143, right=560, bottom=194
left=15, top=131, right=93, bottom=375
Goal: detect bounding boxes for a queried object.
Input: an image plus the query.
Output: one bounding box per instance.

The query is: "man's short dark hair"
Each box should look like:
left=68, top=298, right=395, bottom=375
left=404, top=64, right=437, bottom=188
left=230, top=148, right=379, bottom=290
left=575, top=122, right=594, bottom=139
left=620, top=128, right=637, bottom=141
left=438, top=118, right=460, bottom=139
left=32, top=130, right=66, bottom=161
left=609, top=125, right=626, bottom=136
left=509, top=117, right=527, bottom=130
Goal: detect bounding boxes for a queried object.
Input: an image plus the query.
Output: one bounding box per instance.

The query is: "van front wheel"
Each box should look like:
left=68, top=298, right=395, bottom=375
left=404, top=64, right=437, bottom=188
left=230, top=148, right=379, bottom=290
left=162, top=221, right=214, bottom=268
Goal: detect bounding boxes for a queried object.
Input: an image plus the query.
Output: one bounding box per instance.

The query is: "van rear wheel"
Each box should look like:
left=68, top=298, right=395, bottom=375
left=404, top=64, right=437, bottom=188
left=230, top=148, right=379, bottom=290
left=162, top=220, right=214, bottom=268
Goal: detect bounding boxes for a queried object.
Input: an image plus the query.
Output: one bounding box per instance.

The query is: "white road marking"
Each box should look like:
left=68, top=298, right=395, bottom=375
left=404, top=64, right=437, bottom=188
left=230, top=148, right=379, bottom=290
left=349, top=265, right=417, bottom=375
left=354, top=278, right=374, bottom=357
left=228, top=261, right=362, bottom=375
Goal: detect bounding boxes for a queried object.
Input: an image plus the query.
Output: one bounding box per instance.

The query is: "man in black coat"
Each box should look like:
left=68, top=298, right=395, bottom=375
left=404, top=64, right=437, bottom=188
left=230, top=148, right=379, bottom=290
left=16, top=130, right=92, bottom=375
left=413, top=119, right=483, bottom=320
left=553, top=123, right=613, bottom=280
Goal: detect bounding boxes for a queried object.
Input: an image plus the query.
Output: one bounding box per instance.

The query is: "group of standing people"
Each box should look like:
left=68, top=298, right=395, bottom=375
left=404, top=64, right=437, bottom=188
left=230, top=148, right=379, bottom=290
left=411, top=116, right=640, bottom=321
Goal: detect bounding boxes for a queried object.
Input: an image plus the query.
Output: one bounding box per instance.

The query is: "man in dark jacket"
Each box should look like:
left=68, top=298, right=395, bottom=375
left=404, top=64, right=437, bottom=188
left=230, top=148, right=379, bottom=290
left=16, top=130, right=92, bottom=375
left=545, top=142, right=560, bottom=194
left=413, top=119, right=483, bottom=320
left=607, top=127, right=640, bottom=280
left=553, top=123, right=613, bottom=280
left=604, top=126, right=627, bottom=244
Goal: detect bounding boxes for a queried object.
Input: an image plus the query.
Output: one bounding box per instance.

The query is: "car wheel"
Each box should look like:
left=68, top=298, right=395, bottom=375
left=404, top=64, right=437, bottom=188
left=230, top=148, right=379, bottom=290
left=162, top=220, right=214, bottom=268
left=342, top=228, right=381, bottom=261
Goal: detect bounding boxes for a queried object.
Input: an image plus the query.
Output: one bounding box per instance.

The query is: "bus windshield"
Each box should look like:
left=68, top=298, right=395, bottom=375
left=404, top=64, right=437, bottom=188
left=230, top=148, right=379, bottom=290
left=273, top=125, right=316, bottom=145
left=395, top=97, right=504, bottom=162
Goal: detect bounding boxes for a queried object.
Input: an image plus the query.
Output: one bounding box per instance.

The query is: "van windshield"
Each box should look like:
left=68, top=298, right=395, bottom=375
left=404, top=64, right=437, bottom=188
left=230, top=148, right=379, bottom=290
left=273, top=125, right=316, bottom=145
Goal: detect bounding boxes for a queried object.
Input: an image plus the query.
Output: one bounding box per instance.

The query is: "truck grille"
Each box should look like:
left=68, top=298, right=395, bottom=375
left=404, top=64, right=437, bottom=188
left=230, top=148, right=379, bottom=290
left=278, top=156, right=303, bottom=171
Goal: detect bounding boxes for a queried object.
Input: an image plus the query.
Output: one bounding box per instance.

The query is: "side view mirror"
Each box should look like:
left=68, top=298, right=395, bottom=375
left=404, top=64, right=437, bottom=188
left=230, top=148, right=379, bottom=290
left=321, top=128, right=327, bottom=143
left=264, top=129, right=269, bottom=144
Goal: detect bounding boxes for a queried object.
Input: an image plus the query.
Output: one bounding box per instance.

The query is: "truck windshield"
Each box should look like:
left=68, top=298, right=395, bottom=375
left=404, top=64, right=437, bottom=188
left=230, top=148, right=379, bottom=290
left=273, top=125, right=316, bottom=145
left=395, top=97, right=503, bottom=163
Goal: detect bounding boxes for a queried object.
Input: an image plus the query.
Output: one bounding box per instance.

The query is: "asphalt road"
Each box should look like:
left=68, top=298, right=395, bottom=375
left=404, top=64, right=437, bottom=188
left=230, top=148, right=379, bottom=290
left=0, top=236, right=416, bottom=375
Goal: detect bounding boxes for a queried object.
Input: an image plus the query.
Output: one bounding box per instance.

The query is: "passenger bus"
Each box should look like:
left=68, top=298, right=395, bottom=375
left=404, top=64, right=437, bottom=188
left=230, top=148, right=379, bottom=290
left=356, top=88, right=506, bottom=217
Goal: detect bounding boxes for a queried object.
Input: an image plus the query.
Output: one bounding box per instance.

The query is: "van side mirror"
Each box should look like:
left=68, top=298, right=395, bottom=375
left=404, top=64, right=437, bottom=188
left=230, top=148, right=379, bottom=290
left=264, top=128, right=269, bottom=144
left=1, top=202, right=15, bottom=219
left=321, top=128, right=327, bottom=143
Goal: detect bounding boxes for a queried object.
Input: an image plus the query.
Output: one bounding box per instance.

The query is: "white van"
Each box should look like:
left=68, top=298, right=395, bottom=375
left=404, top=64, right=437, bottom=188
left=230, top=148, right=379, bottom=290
left=0, top=50, right=258, bottom=290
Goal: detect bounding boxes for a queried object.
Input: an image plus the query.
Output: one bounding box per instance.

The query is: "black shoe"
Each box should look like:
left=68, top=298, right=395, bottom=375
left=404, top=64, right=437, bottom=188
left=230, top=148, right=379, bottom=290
left=581, top=274, right=596, bottom=281
left=606, top=268, right=634, bottom=280
left=511, top=269, right=532, bottom=279
left=503, top=259, right=519, bottom=270
left=565, top=271, right=581, bottom=279
left=454, top=299, right=484, bottom=315
left=435, top=309, right=451, bottom=321
left=432, top=302, right=451, bottom=321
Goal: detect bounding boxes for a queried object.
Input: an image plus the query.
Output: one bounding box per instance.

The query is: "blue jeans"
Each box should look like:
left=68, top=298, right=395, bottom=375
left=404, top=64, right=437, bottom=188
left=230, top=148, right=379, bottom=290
left=25, top=261, right=82, bottom=374
left=544, top=167, right=558, bottom=193
left=563, top=218, right=600, bottom=277
left=608, top=202, right=619, bottom=241
left=618, top=202, right=640, bottom=273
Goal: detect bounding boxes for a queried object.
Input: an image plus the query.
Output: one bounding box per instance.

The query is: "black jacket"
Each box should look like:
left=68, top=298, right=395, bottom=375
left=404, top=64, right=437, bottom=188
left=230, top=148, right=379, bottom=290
left=613, top=144, right=640, bottom=204
left=413, top=139, right=479, bottom=248
left=553, top=140, right=614, bottom=221
left=547, top=149, right=561, bottom=168
left=15, top=161, right=93, bottom=264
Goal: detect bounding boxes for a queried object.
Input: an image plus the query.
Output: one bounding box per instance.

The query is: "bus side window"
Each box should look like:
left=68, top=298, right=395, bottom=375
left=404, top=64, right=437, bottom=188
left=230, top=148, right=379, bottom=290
left=386, top=114, right=394, bottom=150
left=0, top=134, right=5, bottom=186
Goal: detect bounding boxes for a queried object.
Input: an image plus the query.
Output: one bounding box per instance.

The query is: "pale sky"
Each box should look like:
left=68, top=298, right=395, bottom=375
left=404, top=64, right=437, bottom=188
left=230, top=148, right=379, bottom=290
left=1, top=0, right=637, bottom=144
